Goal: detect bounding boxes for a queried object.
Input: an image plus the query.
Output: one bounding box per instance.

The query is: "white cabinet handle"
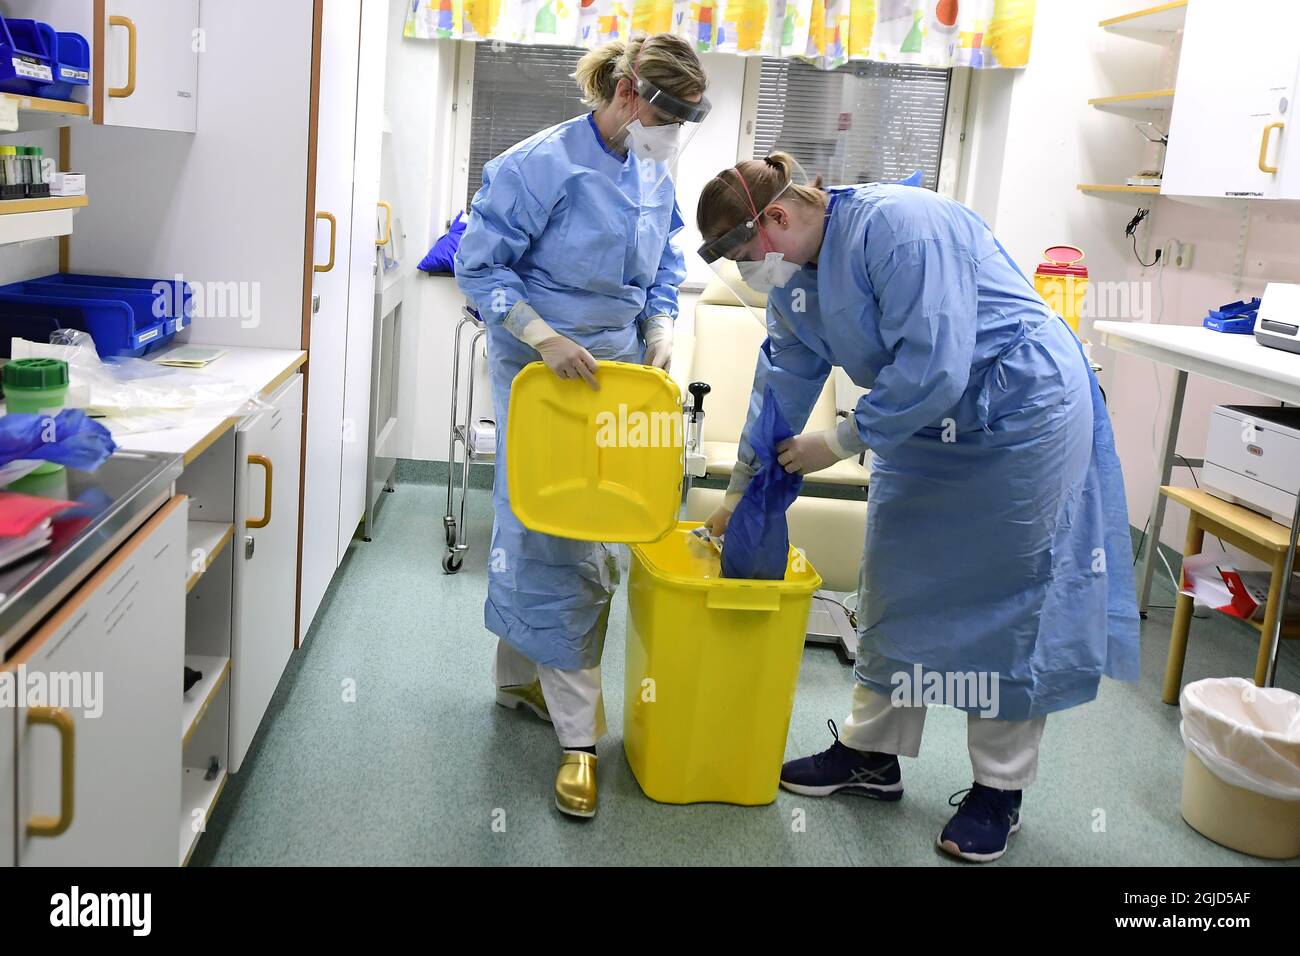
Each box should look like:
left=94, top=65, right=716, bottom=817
left=107, top=15, right=138, bottom=99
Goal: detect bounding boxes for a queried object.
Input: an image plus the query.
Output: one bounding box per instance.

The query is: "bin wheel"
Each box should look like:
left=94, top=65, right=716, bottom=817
left=443, top=517, right=457, bottom=548
left=442, top=551, right=463, bottom=574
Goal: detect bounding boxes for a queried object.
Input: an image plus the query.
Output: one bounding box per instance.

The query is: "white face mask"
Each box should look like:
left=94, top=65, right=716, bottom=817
left=624, top=119, right=680, bottom=164
left=737, top=252, right=801, bottom=294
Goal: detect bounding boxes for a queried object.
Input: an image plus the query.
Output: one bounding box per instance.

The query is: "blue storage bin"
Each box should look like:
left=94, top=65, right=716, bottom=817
left=0, top=273, right=195, bottom=358
left=0, top=17, right=55, bottom=96
left=22, top=274, right=194, bottom=334
left=34, top=24, right=89, bottom=101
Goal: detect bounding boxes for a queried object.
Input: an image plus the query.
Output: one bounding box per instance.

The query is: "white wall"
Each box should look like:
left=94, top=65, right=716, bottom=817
left=386, top=37, right=743, bottom=461
left=959, top=0, right=1300, bottom=571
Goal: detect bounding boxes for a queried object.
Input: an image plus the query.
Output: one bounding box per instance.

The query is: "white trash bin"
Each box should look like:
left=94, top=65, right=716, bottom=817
left=1179, top=677, right=1300, bottom=859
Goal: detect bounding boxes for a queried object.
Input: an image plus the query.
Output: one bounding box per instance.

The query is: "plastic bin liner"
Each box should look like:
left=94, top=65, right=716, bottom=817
left=721, top=385, right=803, bottom=580
left=10, top=331, right=267, bottom=434
left=0, top=409, right=116, bottom=471
left=1180, top=677, right=1300, bottom=801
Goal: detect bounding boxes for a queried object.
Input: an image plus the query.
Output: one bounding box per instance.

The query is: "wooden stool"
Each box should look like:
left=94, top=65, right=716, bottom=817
left=1160, top=486, right=1300, bottom=704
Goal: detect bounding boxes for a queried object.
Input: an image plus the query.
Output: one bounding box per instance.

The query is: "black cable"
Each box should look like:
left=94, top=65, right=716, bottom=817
left=1125, top=207, right=1162, bottom=268
left=1132, top=232, right=1161, bottom=268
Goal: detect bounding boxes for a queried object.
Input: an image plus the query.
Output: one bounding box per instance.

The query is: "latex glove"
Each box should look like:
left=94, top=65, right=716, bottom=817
left=776, top=430, right=851, bottom=476
left=640, top=315, right=673, bottom=370
left=534, top=335, right=599, bottom=389
left=704, top=505, right=733, bottom=537
left=514, top=309, right=599, bottom=390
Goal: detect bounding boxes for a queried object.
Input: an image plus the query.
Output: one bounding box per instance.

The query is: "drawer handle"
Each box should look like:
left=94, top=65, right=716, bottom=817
left=1259, top=121, right=1284, bottom=174
left=107, top=15, right=137, bottom=99
left=377, top=200, right=393, bottom=247
left=247, top=454, right=273, bottom=529
left=26, top=707, right=76, bottom=838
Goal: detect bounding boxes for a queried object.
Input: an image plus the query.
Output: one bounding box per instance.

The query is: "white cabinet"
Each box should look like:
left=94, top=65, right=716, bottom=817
left=230, top=376, right=303, bottom=772
left=301, top=0, right=388, bottom=642
left=16, top=496, right=187, bottom=867
left=339, top=0, right=389, bottom=560
left=1164, top=0, right=1300, bottom=199
left=99, top=0, right=200, bottom=132
left=1, top=702, right=13, bottom=867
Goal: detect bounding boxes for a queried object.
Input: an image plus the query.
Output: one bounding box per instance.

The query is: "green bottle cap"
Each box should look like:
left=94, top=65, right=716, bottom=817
left=32, top=147, right=42, bottom=157
left=3, top=358, right=69, bottom=390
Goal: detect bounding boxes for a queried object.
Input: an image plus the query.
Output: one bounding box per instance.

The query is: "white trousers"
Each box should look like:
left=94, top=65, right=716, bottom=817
left=840, top=684, right=1047, bottom=790
left=494, top=640, right=606, bottom=749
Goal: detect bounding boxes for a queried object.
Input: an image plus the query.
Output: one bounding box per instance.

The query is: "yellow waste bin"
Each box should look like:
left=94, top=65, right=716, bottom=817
left=623, top=523, right=823, bottom=805
left=1033, top=244, right=1088, bottom=333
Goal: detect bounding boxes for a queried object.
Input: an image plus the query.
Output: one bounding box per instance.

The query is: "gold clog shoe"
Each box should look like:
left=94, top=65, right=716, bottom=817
left=494, top=680, right=551, bottom=722
left=555, top=751, right=598, bottom=818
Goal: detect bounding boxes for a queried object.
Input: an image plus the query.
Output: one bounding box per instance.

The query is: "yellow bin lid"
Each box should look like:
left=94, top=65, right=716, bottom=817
left=506, top=361, right=683, bottom=543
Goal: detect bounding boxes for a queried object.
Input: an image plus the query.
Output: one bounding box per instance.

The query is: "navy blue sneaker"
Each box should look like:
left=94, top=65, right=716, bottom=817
left=779, top=719, right=903, bottom=801
left=937, top=783, right=1023, bottom=862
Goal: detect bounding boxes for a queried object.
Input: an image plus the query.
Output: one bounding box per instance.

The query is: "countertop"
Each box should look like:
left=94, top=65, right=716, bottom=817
left=109, top=345, right=307, bottom=463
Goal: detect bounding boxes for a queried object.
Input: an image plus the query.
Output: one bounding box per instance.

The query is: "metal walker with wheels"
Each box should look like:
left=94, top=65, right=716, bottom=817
left=443, top=305, right=493, bottom=574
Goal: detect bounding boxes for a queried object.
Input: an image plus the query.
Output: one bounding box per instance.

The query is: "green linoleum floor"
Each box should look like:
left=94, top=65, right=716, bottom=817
left=191, top=475, right=1300, bottom=867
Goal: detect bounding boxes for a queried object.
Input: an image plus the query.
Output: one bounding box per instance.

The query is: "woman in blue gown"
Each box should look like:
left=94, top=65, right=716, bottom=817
left=455, top=34, right=709, bottom=818
left=696, top=153, right=1139, bottom=861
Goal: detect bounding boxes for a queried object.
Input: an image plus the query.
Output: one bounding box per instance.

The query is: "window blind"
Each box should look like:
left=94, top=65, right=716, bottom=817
left=752, top=58, right=951, bottom=190
left=466, top=43, right=588, bottom=208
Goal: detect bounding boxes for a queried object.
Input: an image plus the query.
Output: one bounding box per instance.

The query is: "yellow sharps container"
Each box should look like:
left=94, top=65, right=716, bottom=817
left=507, top=361, right=822, bottom=805
left=1033, top=244, right=1088, bottom=332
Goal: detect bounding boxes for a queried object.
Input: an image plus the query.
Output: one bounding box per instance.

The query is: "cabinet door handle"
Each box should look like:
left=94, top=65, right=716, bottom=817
left=1259, top=121, right=1284, bottom=174
left=247, top=454, right=273, bottom=529
left=314, top=212, right=337, bottom=273
left=26, top=707, right=76, bottom=838
left=376, top=201, right=393, bottom=247
left=107, top=15, right=138, bottom=99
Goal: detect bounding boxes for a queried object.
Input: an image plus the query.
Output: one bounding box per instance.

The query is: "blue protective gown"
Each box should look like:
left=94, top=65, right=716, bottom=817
left=736, top=184, right=1140, bottom=720
left=454, top=113, right=686, bottom=670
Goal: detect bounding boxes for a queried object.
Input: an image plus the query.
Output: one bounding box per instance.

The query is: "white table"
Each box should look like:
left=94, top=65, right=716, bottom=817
left=1095, top=321, right=1300, bottom=686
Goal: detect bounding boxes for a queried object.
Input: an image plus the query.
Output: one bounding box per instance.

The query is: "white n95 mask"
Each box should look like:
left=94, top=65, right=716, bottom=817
left=737, top=252, right=801, bottom=294
left=625, top=120, right=681, bottom=164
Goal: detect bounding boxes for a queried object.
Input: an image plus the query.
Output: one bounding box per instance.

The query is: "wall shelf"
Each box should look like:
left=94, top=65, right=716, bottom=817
left=1078, top=183, right=1160, bottom=193
left=0, top=195, right=87, bottom=245
left=1100, top=1, right=1187, bottom=36
left=0, top=195, right=87, bottom=215
left=1, top=92, right=90, bottom=121
left=1089, top=89, right=1175, bottom=110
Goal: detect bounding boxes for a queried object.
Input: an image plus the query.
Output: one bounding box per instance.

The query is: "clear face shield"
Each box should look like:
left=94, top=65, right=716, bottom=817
left=617, top=75, right=710, bottom=190
left=697, top=158, right=812, bottom=313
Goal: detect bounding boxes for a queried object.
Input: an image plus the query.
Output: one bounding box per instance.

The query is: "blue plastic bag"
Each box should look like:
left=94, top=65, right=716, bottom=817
left=721, top=386, right=803, bottom=580
left=418, top=211, right=466, bottom=274
left=0, top=409, right=117, bottom=471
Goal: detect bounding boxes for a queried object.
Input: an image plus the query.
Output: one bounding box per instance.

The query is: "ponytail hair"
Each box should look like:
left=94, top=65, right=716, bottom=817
left=573, top=33, right=707, bottom=109
left=696, top=151, right=826, bottom=242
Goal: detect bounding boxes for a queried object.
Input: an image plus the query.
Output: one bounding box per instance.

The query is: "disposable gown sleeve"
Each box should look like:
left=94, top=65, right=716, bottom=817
left=836, top=237, right=979, bottom=458
left=453, top=158, right=555, bottom=335
left=731, top=296, right=832, bottom=494
left=638, top=200, right=687, bottom=324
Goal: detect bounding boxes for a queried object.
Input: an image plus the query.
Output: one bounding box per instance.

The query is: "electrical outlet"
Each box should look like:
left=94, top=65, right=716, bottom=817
left=1163, top=240, right=1195, bottom=270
